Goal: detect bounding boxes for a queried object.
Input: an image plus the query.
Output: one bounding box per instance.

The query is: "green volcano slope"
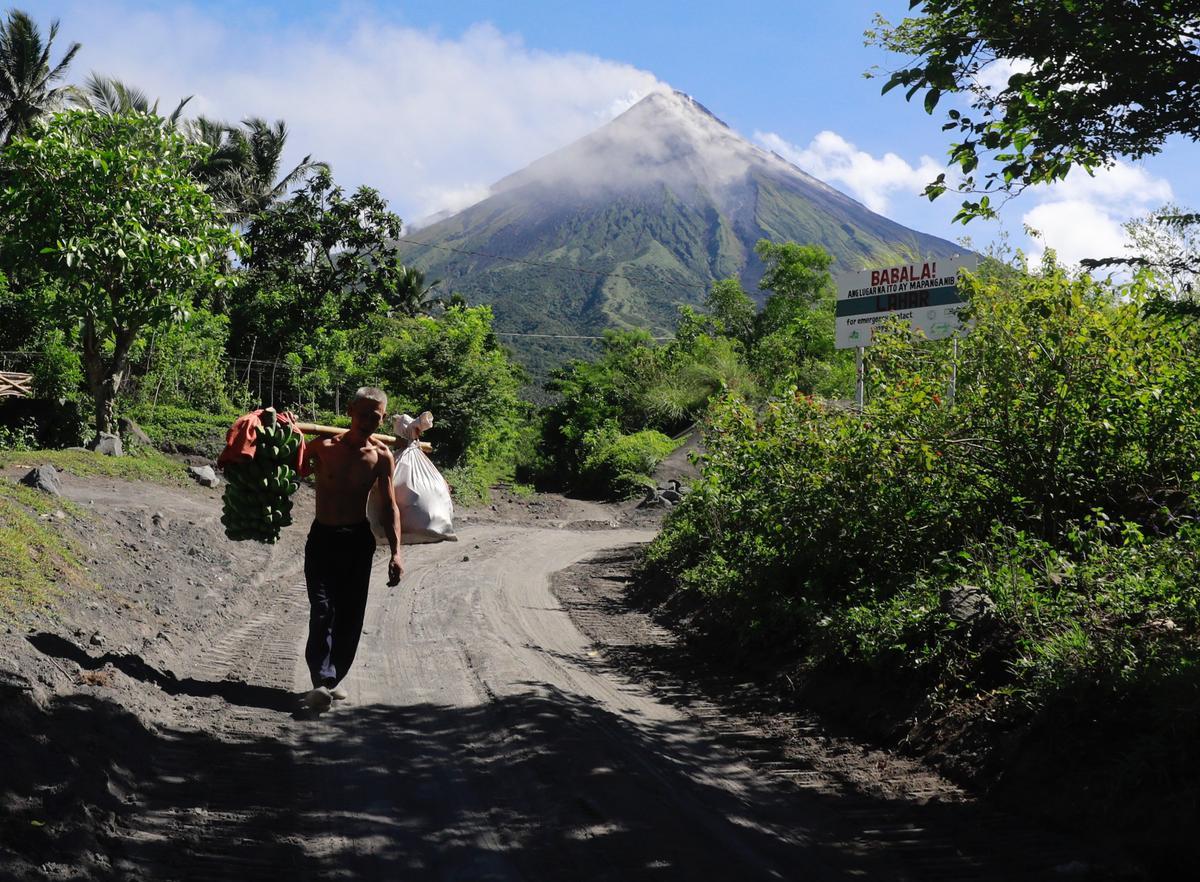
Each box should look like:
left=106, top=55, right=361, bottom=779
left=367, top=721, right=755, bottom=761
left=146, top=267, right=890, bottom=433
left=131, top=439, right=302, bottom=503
left=398, top=91, right=961, bottom=371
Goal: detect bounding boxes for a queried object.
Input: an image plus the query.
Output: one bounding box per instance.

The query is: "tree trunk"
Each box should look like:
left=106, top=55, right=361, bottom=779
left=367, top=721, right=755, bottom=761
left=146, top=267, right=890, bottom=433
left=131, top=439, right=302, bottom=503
left=81, top=315, right=107, bottom=439
left=81, top=316, right=137, bottom=439
left=94, top=382, right=116, bottom=438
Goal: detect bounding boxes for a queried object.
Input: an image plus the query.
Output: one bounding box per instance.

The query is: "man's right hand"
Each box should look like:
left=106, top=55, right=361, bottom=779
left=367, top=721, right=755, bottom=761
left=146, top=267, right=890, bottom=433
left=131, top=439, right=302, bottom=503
left=388, top=551, right=404, bottom=586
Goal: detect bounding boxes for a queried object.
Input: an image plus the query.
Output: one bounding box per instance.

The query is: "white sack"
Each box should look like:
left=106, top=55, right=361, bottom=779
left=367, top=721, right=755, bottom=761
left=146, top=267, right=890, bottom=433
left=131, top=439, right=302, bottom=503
left=394, top=410, right=433, bottom=440
left=368, top=412, right=457, bottom=545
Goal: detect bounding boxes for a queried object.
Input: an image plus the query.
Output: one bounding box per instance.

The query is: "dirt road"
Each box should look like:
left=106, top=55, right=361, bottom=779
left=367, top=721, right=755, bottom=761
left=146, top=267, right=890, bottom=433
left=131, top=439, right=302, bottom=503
left=288, top=524, right=899, bottom=880
left=4, top=476, right=1111, bottom=881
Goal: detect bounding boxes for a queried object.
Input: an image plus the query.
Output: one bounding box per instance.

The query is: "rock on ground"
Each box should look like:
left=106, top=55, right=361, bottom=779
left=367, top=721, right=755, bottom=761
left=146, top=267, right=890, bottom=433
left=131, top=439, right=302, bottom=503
left=20, top=464, right=61, bottom=495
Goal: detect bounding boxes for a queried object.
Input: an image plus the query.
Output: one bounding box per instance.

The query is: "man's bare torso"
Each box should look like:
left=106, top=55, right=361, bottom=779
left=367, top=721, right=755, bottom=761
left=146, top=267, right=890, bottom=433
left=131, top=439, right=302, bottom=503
left=308, top=435, right=389, bottom=526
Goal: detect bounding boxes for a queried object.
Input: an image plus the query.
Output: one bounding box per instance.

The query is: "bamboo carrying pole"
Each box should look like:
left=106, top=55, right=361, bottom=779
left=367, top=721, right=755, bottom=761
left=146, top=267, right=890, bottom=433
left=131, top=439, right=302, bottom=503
left=293, top=421, right=431, bottom=453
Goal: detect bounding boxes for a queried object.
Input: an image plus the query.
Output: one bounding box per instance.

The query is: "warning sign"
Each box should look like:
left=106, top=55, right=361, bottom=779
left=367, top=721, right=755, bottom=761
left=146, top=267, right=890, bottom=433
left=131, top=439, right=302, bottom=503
left=835, top=255, right=977, bottom=349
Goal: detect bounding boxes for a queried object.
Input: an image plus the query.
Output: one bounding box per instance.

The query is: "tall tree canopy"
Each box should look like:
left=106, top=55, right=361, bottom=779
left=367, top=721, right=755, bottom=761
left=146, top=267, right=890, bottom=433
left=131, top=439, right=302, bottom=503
left=0, top=111, right=243, bottom=436
left=228, top=169, right=419, bottom=402
left=871, top=1, right=1200, bottom=221
left=0, top=9, right=79, bottom=145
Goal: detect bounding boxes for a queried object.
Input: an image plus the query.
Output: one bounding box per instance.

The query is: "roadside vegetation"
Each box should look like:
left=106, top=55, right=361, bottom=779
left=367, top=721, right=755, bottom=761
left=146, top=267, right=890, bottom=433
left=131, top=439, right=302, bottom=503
left=532, top=240, right=850, bottom=496
left=0, top=448, right=189, bottom=486
left=642, top=251, right=1200, bottom=866
left=0, top=480, right=89, bottom=617
left=631, top=0, right=1200, bottom=861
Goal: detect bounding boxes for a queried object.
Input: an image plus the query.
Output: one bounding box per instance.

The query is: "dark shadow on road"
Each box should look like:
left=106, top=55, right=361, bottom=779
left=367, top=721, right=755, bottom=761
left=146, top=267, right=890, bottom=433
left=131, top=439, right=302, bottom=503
left=27, top=632, right=297, bottom=712
left=8, top=640, right=1120, bottom=881
left=1, top=679, right=923, bottom=881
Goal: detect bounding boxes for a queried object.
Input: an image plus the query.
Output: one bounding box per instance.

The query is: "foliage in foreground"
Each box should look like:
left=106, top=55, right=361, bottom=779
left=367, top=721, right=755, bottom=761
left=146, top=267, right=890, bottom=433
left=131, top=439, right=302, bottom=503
left=869, top=1, right=1200, bottom=222
left=643, top=258, right=1200, bottom=858
left=647, top=258, right=1200, bottom=701
left=370, top=305, right=529, bottom=499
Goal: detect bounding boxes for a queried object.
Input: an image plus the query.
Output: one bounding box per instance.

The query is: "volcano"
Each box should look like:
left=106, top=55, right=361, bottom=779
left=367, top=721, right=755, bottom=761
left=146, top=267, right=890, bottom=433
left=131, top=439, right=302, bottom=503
left=397, top=90, right=960, bottom=370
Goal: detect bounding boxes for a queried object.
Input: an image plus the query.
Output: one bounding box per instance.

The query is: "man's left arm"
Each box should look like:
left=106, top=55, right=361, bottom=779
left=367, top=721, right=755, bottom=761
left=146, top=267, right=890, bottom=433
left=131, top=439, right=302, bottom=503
left=376, top=450, right=404, bottom=585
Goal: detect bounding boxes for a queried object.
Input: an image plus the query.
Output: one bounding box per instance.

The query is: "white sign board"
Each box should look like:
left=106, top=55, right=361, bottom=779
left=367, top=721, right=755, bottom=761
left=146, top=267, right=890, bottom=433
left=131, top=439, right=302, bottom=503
left=835, top=255, right=978, bottom=349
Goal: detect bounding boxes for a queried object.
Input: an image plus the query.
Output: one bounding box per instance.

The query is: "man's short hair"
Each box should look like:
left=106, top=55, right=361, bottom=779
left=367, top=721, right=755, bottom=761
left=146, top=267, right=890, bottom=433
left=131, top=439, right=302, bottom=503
left=351, top=386, right=388, bottom=411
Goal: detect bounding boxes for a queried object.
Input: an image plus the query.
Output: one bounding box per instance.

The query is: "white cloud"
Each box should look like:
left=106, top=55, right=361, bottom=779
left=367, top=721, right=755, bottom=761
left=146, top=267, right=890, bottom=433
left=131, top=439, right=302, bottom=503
left=1022, top=161, right=1175, bottom=266
left=754, top=129, right=946, bottom=214
left=51, top=2, right=664, bottom=221
left=1022, top=200, right=1132, bottom=265
left=1047, top=163, right=1173, bottom=206
left=973, top=57, right=1034, bottom=96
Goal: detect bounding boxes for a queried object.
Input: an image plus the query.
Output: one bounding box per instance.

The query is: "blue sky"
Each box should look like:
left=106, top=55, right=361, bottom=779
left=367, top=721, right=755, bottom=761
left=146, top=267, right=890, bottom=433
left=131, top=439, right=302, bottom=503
left=34, top=1, right=1200, bottom=266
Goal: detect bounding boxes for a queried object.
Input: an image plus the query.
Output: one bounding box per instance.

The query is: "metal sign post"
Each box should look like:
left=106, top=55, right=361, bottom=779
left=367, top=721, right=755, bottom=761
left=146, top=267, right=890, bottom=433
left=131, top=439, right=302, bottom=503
left=949, top=336, right=958, bottom=405
left=855, top=346, right=865, bottom=410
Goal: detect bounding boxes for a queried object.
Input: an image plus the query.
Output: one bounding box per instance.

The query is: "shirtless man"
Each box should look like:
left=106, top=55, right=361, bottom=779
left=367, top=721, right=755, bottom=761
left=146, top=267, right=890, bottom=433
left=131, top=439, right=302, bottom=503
left=300, top=386, right=404, bottom=711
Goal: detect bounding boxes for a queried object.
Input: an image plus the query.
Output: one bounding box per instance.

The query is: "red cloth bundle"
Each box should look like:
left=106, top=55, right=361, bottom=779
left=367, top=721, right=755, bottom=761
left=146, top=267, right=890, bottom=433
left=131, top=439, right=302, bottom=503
left=217, top=409, right=308, bottom=474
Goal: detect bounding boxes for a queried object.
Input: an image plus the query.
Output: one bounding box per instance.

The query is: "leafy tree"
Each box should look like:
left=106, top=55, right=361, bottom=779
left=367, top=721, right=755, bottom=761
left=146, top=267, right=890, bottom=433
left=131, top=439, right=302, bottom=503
left=537, top=320, right=753, bottom=495
left=870, top=1, right=1200, bottom=221
left=705, top=278, right=755, bottom=343
left=0, top=111, right=243, bottom=436
left=539, top=329, right=664, bottom=481
left=371, top=305, right=527, bottom=477
left=750, top=240, right=849, bottom=396
left=0, top=9, right=79, bottom=145
left=231, top=169, right=416, bottom=403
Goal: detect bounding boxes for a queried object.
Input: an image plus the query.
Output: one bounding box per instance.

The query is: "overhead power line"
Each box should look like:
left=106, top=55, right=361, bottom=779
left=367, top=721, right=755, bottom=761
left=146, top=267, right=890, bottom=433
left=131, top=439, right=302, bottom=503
left=398, top=236, right=714, bottom=294
left=493, top=331, right=674, bottom=341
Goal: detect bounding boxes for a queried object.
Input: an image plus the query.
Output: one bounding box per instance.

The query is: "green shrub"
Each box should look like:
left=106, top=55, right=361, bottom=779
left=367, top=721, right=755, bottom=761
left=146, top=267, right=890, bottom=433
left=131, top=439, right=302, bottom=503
left=578, top=423, right=679, bottom=498
left=371, top=305, right=528, bottom=498
left=126, top=403, right=240, bottom=458
left=538, top=321, right=754, bottom=495
left=646, top=259, right=1200, bottom=660
left=31, top=327, right=84, bottom=401
left=126, top=309, right=237, bottom=413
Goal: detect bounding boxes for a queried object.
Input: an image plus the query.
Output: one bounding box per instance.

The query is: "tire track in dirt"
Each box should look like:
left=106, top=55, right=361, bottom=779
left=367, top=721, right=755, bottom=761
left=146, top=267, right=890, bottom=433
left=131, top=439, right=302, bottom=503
left=115, top=544, right=311, bottom=882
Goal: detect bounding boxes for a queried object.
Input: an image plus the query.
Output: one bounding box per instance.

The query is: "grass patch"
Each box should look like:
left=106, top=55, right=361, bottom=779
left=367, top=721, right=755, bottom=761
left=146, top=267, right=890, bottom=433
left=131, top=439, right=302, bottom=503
left=0, top=447, right=189, bottom=486
left=443, top=465, right=491, bottom=507
left=127, top=403, right=239, bottom=458
left=0, top=480, right=90, bottom=618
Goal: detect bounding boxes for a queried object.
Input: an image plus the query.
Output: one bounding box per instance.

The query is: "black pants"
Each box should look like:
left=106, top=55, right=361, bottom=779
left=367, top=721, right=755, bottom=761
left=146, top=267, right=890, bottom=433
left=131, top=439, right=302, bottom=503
left=304, top=520, right=376, bottom=688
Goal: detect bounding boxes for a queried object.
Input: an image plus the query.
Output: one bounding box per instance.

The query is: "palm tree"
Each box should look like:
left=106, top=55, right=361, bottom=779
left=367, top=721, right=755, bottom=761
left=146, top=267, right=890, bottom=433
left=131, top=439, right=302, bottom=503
left=388, top=265, right=443, bottom=316
left=180, top=116, right=328, bottom=222
left=222, top=117, right=328, bottom=221
left=182, top=115, right=246, bottom=214
left=70, top=72, right=192, bottom=125
left=0, top=10, right=80, bottom=144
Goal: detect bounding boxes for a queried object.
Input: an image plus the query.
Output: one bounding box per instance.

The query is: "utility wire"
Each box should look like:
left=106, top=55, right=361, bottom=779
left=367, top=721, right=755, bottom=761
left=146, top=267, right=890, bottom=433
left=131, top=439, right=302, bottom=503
left=493, top=331, right=674, bottom=341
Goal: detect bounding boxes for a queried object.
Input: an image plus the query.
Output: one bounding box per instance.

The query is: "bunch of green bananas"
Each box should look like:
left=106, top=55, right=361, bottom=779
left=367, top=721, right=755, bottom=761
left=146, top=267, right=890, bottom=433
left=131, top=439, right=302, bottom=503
left=221, top=423, right=302, bottom=543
